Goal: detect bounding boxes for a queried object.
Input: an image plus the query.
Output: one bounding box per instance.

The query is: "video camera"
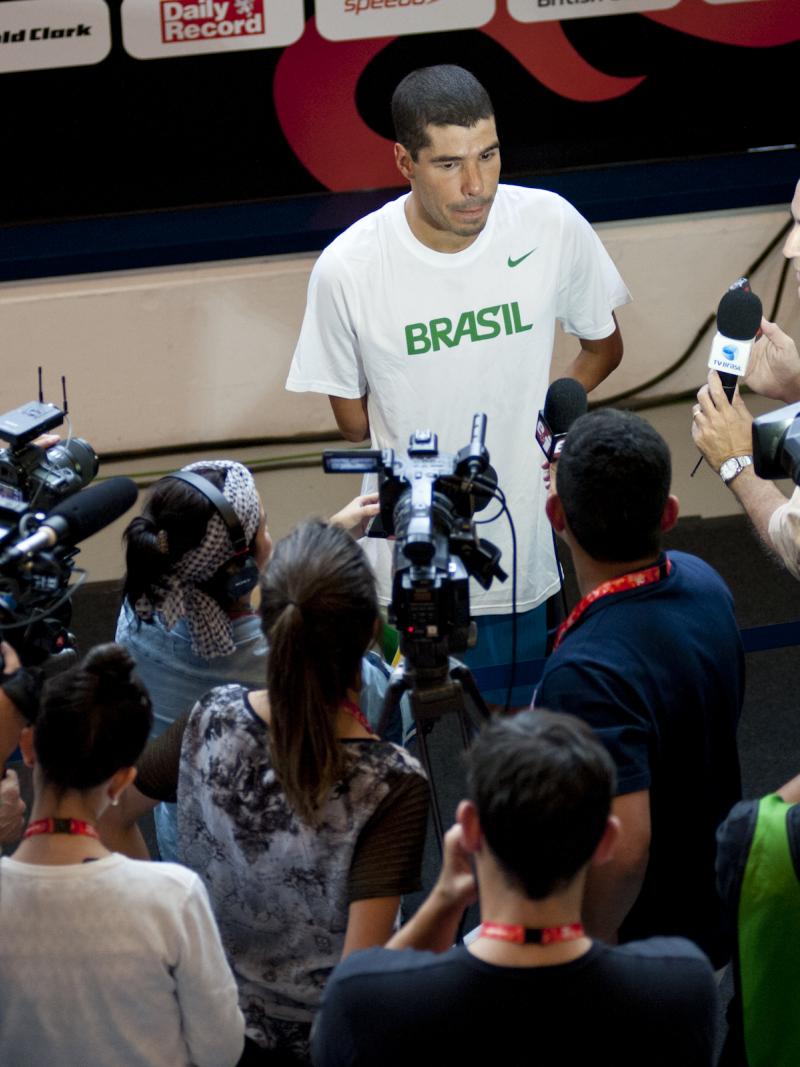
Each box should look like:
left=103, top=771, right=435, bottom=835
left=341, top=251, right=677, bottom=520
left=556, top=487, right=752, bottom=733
left=324, top=414, right=506, bottom=666
left=753, top=402, right=800, bottom=485
left=0, top=395, right=99, bottom=668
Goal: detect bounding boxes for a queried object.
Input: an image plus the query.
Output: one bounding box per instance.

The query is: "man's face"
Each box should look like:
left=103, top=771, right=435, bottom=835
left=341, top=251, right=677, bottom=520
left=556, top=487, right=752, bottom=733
left=395, top=117, right=501, bottom=252
left=784, top=180, right=800, bottom=301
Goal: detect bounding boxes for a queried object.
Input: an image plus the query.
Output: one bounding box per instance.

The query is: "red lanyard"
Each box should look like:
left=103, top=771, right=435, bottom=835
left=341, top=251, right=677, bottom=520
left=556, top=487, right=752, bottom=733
left=341, top=699, right=376, bottom=736
left=553, top=556, right=672, bottom=651
left=478, top=921, right=585, bottom=945
left=23, top=817, right=100, bottom=840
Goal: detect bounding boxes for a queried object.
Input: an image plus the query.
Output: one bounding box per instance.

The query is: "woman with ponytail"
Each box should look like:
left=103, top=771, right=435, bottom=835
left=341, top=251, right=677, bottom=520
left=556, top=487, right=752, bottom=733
left=107, top=521, right=428, bottom=1065
left=116, top=460, right=391, bottom=860
left=0, top=644, right=244, bottom=1067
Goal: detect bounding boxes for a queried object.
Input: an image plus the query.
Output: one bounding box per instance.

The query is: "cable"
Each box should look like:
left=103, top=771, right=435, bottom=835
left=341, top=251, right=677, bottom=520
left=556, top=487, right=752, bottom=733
left=595, top=217, right=793, bottom=411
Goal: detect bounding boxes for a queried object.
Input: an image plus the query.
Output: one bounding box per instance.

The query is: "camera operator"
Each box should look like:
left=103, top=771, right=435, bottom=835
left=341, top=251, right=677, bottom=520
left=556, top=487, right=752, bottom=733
left=692, top=178, right=800, bottom=577
left=0, top=640, right=39, bottom=844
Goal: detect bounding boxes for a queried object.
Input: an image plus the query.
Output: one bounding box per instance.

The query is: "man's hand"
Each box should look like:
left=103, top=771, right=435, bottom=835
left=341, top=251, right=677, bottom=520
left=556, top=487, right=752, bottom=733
left=329, top=493, right=380, bottom=538
left=692, top=371, right=754, bottom=472
left=432, top=823, right=479, bottom=915
left=0, top=768, right=26, bottom=843
left=386, top=823, right=477, bottom=953
left=743, top=318, right=800, bottom=403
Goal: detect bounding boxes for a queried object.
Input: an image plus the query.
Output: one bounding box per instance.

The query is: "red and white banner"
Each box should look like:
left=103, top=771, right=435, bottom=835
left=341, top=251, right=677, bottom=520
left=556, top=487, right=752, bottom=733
left=316, top=0, right=495, bottom=42
left=0, top=0, right=111, bottom=73
left=508, top=0, right=680, bottom=22
left=121, top=0, right=303, bottom=58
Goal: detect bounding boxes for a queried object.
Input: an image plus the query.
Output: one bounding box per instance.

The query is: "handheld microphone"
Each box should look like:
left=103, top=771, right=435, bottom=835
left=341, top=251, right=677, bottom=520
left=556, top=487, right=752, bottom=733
left=0, top=477, right=138, bottom=564
left=708, top=279, right=763, bottom=403
left=535, top=378, right=588, bottom=462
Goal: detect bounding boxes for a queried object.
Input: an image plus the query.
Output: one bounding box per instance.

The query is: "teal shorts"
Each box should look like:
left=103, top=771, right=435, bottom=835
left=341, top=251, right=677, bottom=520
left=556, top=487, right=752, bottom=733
left=458, top=603, right=548, bottom=708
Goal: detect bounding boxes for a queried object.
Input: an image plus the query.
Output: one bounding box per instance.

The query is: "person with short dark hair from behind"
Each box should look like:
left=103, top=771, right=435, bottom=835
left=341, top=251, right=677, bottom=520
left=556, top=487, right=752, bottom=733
left=312, top=710, right=718, bottom=1067
left=0, top=643, right=244, bottom=1067
left=535, top=408, right=743, bottom=966
left=104, top=521, right=429, bottom=1065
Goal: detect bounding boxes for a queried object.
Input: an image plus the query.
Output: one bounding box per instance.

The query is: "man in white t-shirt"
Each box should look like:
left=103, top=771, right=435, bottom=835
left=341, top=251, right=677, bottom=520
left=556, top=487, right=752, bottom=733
left=286, top=65, right=630, bottom=704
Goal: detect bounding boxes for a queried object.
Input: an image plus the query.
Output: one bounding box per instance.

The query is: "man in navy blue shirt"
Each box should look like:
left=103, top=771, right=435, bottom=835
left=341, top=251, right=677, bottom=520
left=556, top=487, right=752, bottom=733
left=312, top=711, right=717, bottom=1067
left=534, top=408, right=743, bottom=967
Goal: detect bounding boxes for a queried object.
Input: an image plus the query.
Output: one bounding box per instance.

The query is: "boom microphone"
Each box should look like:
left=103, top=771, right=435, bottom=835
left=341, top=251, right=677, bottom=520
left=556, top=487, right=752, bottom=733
left=536, top=378, right=589, bottom=462
left=708, top=279, right=763, bottom=403
left=0, top=477, right=138, bottom=564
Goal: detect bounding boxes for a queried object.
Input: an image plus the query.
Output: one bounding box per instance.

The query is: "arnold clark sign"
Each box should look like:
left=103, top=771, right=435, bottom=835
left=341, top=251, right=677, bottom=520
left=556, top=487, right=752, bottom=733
left=121, top=0, right=303, bottom=57
left=507, top=0, right=680, bottom=21
left=315, top=0, right=495, bottom=41
left=0, top=0, right=111, bottom=73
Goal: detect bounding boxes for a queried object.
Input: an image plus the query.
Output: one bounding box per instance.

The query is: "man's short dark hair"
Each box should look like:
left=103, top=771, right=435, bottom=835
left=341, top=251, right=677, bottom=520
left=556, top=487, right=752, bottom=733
left=391, top=65, right=494, bottom=160
left=466, top=710, right=616, bottom=900
left=556, top=408, right=672, bottom=563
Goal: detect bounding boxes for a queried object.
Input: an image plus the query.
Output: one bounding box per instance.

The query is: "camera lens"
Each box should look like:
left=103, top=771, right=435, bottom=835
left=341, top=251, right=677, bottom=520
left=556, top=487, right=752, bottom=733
left=45, top=438, right=99, bottom=489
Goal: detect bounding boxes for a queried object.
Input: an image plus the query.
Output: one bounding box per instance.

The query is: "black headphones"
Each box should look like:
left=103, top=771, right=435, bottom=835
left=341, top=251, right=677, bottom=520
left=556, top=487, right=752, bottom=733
left=167, top=470, right=260, bottom=607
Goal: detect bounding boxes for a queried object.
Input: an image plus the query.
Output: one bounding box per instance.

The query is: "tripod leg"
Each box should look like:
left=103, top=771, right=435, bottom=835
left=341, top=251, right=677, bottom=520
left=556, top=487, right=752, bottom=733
left=415, top=722, right=445, bottom=857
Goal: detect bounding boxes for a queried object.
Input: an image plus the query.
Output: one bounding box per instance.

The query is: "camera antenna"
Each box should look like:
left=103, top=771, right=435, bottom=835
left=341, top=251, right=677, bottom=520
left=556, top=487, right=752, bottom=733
left=38, top=366, right=44, bottom=404
left=61, top=375, right=69, bottom=416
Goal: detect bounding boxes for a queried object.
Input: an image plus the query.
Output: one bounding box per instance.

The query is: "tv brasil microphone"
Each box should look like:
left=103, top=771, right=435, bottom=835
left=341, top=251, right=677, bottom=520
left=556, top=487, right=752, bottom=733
left=535, top=378, right=588, bottom=462
left=0, top=477, right=138, bottom=564
left=708, top=280, right=763, bottom=403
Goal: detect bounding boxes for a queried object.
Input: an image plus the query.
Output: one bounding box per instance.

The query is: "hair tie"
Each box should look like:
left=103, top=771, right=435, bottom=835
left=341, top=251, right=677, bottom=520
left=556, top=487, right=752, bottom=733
left=156, top=529, right=169, bottom=555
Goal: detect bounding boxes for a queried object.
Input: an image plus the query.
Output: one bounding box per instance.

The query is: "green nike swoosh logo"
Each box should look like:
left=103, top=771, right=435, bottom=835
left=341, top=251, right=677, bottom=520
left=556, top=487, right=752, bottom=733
left=507, top=248, right=537, bottom=268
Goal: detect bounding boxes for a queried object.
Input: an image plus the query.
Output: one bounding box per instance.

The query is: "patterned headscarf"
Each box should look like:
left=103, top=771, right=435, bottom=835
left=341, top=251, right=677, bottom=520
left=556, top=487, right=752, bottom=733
left=134, top=460, right=261, bottom=659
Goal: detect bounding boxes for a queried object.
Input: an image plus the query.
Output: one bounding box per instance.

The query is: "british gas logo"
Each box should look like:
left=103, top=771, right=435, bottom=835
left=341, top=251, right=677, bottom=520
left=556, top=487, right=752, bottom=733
left=159, top=0, right=264, bottom=43
left=405, top=302, right=532, bottom=355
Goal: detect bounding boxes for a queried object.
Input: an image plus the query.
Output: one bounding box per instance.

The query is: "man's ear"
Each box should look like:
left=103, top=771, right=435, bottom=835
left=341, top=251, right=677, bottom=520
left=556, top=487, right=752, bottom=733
left=590, top=814, right=620, bottom=868
left=394, top=142, right=415, bottom=184
left=660, top=494, right=680, bottom=534
left=546, top=493, right=566, bottom=534
left=18, top=725, right=35, bottom=769
left=456, top=799, right=482, bottom=855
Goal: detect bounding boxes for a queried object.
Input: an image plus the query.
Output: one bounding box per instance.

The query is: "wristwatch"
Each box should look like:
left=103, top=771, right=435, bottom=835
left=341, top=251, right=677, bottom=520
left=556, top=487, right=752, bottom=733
left=719, top=454, right=753, bottom=485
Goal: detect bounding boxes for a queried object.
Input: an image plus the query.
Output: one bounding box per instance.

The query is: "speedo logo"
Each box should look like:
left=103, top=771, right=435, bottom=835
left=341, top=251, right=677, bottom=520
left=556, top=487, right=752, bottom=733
left=405, top=301, right=532, bottom=355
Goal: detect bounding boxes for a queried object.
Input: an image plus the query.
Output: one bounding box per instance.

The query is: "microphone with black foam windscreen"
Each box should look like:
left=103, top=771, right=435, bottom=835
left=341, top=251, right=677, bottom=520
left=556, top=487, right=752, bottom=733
left=691, top=279, right=764, bottom=476
left=535, top=378, right=589, bottom=462
left=0, top=477, right=139, bottom=564
left=708, top=278, right=763, bottom=403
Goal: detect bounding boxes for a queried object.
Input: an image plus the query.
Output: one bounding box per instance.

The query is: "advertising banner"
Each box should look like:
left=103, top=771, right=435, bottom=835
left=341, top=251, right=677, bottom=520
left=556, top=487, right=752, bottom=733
left=0, top=0, right=111, bottom=73
left=121, top=0, right=303, bottom=58
left=508, top=0, right=680, bottom=23
left=316, top=0, right=495, bottom=42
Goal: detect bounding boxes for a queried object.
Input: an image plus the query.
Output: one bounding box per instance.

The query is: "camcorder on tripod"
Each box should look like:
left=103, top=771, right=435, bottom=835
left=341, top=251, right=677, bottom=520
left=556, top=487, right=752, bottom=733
left=324, top=413, right=507, bottom=845
left=0, top=391, right=98, bottom=672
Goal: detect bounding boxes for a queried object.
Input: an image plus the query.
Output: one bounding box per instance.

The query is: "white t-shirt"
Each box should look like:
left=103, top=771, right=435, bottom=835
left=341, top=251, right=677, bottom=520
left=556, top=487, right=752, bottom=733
left=287, top=185, right=631, bottom=614
left=0, top=853, right=244, bottom=1067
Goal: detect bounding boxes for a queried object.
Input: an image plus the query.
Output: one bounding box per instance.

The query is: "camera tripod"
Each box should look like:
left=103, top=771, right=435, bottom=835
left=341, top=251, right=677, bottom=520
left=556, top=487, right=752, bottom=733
left=377, top=643, right=490, bottom=849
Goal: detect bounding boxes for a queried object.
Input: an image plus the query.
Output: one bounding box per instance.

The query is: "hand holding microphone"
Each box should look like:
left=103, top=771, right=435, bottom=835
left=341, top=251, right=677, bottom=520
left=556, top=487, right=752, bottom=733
left=536, top=378, right=588, bottom=494
left=690, top=279, right=762, bottom=476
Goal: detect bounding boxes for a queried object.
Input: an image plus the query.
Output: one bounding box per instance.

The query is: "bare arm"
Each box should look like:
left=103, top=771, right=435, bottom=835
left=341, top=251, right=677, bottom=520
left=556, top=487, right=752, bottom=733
left=341, top=896, right=401, bottom=958
left=565, top=314, right=623, bottom=393
left=693, top=371, right=790, bottom=549
left=583, top=789, right=650, bottom=943
left=386, top=824, right=477, bottom=954
left=329, top=395, right=370, bottom=443
left=777, top=773, right=800, bottom=806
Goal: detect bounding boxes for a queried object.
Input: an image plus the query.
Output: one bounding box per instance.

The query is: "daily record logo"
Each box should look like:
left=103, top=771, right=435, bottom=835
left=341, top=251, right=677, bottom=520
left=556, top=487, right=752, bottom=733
left=160, top=0, right=264, bottom=42
left=0, top=0, right=111, bottom=72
